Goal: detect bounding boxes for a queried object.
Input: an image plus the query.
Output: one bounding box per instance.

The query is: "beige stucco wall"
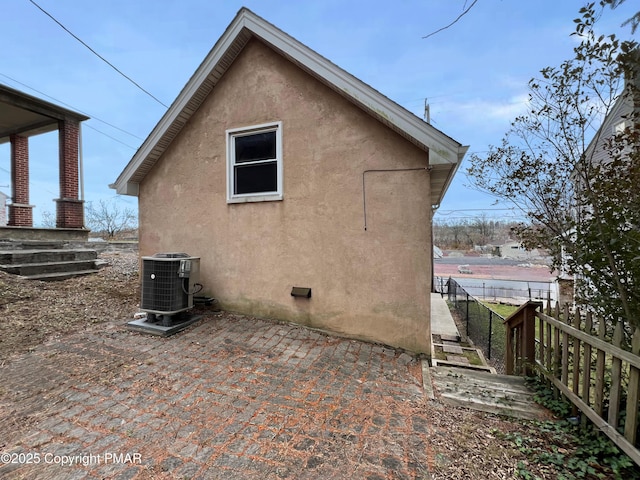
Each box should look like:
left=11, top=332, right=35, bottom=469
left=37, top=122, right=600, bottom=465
left=139, top=39, right=433, bottom=353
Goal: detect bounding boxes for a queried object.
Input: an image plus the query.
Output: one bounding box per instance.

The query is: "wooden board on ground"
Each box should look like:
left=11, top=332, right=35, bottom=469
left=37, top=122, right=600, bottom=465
left=430, top=365, right=552, bottom=421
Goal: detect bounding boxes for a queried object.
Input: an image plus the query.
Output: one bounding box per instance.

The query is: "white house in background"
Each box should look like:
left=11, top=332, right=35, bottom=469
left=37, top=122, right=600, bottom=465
left=500, top=241, right=541, bottom=259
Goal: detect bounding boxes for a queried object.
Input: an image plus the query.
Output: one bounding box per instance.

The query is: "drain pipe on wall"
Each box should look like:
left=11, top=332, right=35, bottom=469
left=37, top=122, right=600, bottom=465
left=79, top=122, right=85, bottom=223
left=431, top=203, right=439, bottom=293
left=362, top=167, right=431, bottom=231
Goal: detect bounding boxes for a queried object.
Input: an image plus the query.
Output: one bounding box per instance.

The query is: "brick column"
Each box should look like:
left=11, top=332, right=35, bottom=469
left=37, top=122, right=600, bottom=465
left=8, top=134, right=34, bottom=227
left=56, top=119, right=84, bottom=228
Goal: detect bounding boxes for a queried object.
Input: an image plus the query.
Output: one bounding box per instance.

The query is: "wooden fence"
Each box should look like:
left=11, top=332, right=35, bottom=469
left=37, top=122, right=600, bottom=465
left=504, top=301, right=640, bottom=467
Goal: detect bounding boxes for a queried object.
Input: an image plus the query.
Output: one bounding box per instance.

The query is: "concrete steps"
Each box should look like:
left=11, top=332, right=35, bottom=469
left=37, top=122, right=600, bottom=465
left=0, top=246, right=99, bottom=281
left=428, top=299, right=551, bottom=420
left=428, top=365, right=552, bottom=421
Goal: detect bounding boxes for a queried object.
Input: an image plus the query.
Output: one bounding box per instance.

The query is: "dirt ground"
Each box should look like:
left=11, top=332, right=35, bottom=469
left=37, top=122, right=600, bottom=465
left=0, top=252, right=630, bottom=479
left=0, top=252, right=140, bottom=363
left=434, top=263, right=556, bottom=282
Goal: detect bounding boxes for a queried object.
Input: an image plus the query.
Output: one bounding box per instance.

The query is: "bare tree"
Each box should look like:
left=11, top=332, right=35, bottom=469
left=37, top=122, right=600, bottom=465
left=85, top=198, right=137, bottom=240
left=40, top=210, right=56, bottom=228
left=471, top=214, right=495, bottom=246
left=433, top=218, right=517, bottom=250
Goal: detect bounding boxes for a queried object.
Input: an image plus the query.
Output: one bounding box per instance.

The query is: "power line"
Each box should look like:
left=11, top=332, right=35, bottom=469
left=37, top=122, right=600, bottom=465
left=0, top=73, right=142, bottom=148
left=83, top=124, right=137, bottom=150
left=434, top=207, right=527, bottom=218
left=0, top=165, right=58, bottom=197
left=27, top=0, right=169, bottom=109
left=422, top=0, right=479, bottom=40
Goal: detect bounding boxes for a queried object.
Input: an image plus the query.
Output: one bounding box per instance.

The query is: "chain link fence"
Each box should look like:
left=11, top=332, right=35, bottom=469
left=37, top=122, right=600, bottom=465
left=443, top=278, right=507, bottom=373
left=434, top=275, right=553, bottom=304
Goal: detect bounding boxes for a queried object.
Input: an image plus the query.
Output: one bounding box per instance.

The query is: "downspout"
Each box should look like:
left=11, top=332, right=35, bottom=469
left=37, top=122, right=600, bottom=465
left=78, top=122, right=85, bottom=227
left=431, top=203, right=439, bottom=293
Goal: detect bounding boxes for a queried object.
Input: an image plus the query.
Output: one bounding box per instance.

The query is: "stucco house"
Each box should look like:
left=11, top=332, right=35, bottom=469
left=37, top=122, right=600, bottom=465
left=112, top=8, right=467, bottom=354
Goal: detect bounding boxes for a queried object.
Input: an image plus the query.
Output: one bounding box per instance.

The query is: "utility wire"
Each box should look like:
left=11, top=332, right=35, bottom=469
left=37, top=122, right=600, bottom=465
left=0, top=165, right=58, bottom=197
left=83, top=124, right=137, bottom=150
left=0, top=78, right=139, bottom=149
left=0, top=72, right=144, bottom=142
left=422, top=0, right=479, bottom=40
left=28, top=0, right=169, bottom=109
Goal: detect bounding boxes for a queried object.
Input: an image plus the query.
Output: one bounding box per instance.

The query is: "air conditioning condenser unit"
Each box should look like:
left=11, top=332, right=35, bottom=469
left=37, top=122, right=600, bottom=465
left=140, top=253, right=200, bottom=325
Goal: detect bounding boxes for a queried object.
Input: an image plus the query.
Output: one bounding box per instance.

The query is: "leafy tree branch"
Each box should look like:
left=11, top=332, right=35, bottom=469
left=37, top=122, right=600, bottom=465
left=466, top=3, right=639, bottom=329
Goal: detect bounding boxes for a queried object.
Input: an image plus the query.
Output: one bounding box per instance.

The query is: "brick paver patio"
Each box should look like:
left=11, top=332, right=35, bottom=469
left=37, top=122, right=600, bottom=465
left=0, top=311, right=433, bottom=479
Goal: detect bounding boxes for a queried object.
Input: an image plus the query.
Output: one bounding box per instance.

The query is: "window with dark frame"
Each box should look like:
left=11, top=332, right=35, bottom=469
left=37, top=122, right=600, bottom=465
left=233, top=131, right=277, bottom=195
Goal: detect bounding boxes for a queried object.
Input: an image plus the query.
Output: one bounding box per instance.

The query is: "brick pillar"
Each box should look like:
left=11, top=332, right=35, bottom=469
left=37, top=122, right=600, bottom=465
left=8, top=134, right=34, bottom=227
left=56, top=119, right=84, bottom=228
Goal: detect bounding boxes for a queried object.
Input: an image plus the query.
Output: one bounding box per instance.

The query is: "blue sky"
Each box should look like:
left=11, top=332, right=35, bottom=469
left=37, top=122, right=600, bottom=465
left=0, top=0, right=637, bottom=226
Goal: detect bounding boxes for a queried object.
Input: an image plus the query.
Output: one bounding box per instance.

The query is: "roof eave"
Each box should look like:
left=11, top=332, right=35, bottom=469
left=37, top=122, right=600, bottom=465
left=0, top=84, right=89, bottom=122
left=430, top=145, right=468, bottom=207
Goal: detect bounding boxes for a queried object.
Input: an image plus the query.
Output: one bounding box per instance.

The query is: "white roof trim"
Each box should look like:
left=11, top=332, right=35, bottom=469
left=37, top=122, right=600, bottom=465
left=112, top=7, right=466, bottom=196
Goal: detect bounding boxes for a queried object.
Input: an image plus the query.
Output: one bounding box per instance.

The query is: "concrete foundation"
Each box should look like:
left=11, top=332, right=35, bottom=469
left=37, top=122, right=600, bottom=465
left=0, top=226, right=89, bottom=242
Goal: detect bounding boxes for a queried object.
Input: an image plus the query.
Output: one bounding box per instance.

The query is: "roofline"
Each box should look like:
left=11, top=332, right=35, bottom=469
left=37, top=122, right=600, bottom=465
left=112, top=7, right=466, bottom=196
left=0, top=83, right=89, bottom=122
left=432, top=145, right=469, bottom=207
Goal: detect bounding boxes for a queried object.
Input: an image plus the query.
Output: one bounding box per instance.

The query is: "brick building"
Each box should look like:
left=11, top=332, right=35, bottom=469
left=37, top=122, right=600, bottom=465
left=0, top=84, right=89, bottom=240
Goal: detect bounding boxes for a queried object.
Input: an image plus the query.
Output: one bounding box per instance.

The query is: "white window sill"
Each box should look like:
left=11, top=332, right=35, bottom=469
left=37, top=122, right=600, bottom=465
left=227, top=194, right=283, bottom=204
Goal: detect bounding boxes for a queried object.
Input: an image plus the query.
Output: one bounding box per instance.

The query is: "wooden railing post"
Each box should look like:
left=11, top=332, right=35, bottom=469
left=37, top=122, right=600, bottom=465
left=594, top=318, right=607, bottom=416
left=624, top=327, right=640, bottom=445
left=582, top=312, right=593, bottom=421
left=505, top=322, right=514, bottom=374
left=608, top=323, right=624, bottom=428
left=522, top=302, right=538, bottom=376
left=504, top=301, right=542, bottom=375
left=520, top=306, right=640, bottom=467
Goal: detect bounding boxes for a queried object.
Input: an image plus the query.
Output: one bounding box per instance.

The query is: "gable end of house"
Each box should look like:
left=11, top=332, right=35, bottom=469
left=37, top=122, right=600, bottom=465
left=111, top=8, right=467, bottom=206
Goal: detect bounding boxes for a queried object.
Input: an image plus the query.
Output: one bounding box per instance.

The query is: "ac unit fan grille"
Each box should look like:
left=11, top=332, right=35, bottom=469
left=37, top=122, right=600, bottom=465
left=141, top=259, right=188, bottom=312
